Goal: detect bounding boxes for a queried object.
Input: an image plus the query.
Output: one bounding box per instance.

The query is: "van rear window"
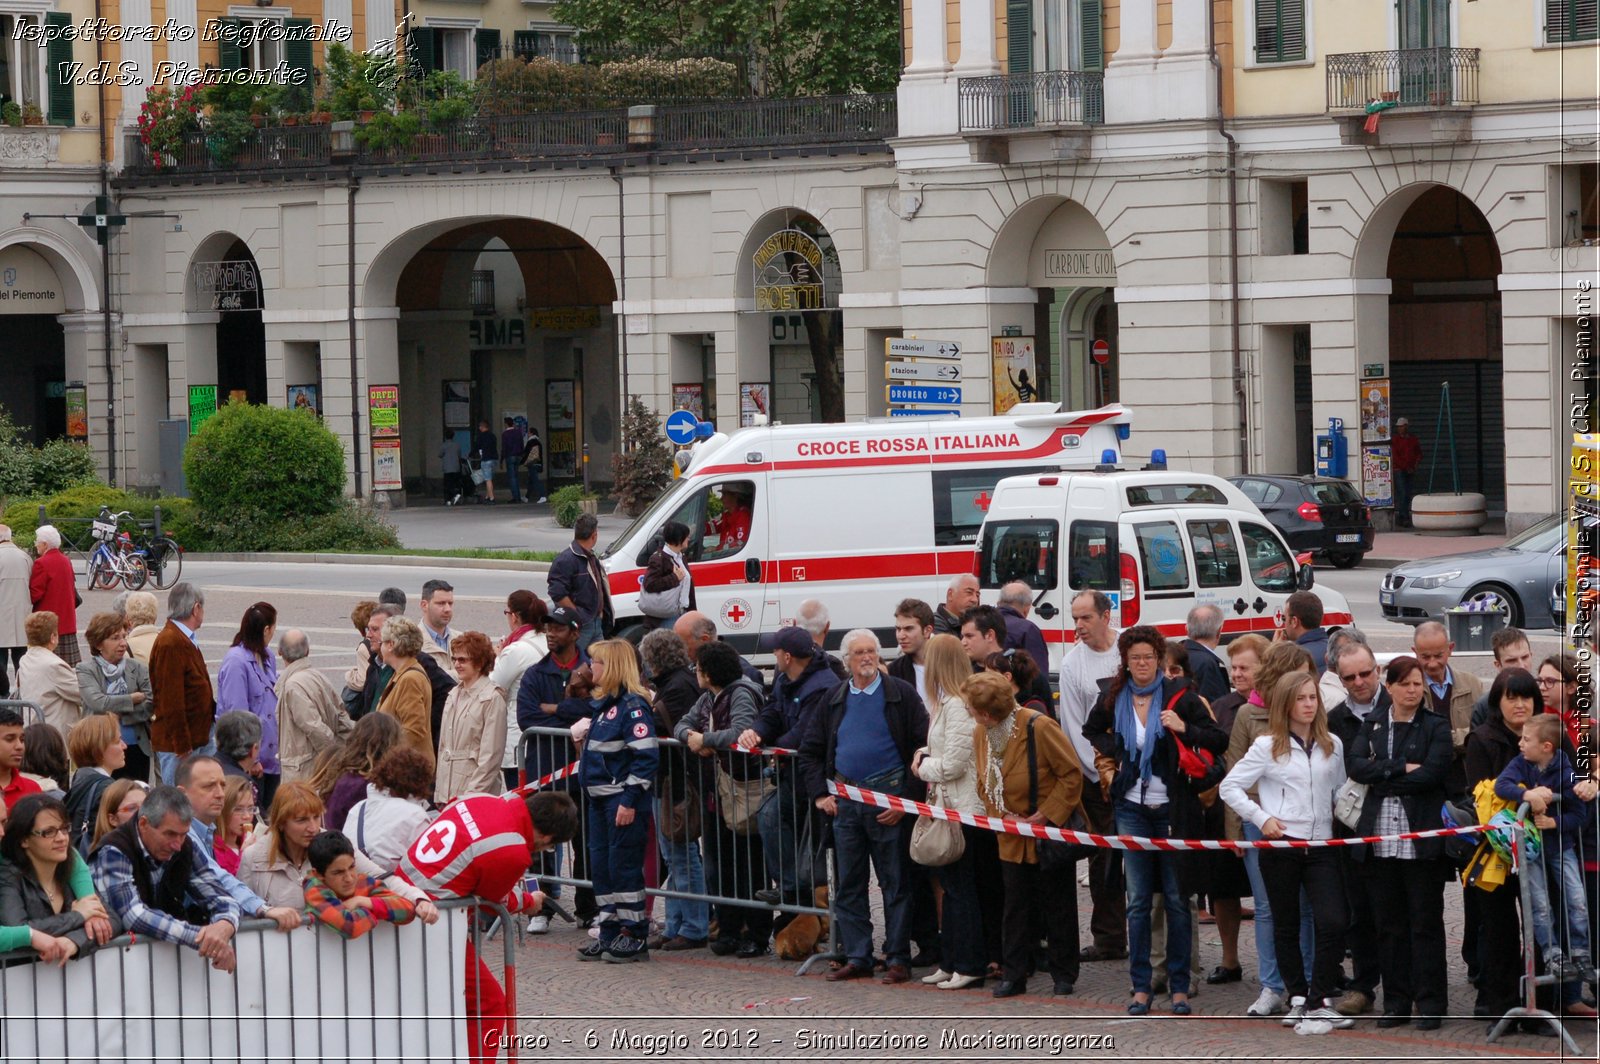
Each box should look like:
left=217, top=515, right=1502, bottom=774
left=1124, top=483, right=1229, bottom=507
left=1068, top=520, right=1118, bottom=591
left=933, top=466, right=1037, bottom=546
left=978, top=520, right=1059, bottom=591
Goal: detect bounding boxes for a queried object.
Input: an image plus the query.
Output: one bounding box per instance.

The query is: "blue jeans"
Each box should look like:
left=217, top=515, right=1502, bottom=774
left=833, top=793, right=912, bottom=968
left=527, top=465, right=545, bottom=500
left=1117, top=799, right=1191, bottom=995
left=1526, top=845, right=1591, bottom=959
left=507, top=461, right=523, bottom=502
left=578, top=618, right=604, bottom=654
left=656, top=822, right=709, bottom=941
left=1242, top=820, right=1316, bottom=994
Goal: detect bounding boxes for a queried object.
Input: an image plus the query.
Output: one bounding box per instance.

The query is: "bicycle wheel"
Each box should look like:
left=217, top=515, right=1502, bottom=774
left=148, top=538, right=183, bottom=590
left=122, top=555, right=149, bottom=591
left=87, top=551, right=117, bottom=591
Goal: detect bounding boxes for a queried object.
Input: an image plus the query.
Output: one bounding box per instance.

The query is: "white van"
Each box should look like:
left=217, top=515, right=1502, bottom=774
left=974, top=462, right=1353, bottom=670
left=600, top=403, right=1135, bottom=654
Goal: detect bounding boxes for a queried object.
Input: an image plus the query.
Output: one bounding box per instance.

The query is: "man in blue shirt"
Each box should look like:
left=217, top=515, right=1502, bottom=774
left=799, top=629, right=927, bottom=985
left=175, top=754, right=303, bottom=931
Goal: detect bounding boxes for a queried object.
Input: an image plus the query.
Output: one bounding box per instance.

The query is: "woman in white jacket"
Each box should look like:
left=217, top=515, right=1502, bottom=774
left=1219, top=671, right=1350, bottom=1035
left=344, top=746, right=437, bottom=875
left=491, top=591, right=548, bottom=791
left=911, top=634, right=990, bottom=991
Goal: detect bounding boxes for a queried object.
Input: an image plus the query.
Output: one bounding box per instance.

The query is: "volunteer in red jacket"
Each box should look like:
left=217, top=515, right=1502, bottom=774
left=397, top=789, right=579, bottom=1061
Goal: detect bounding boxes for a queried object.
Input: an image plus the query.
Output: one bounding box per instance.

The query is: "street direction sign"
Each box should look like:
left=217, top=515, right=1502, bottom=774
left=887, top=384, right=962, bottom=405
left=665, top=408, right=700, bottom=446
left=888, top=407, right=960, bottom=417
left=886, top=338, right=962, bottom=360
left=886, top=361, right=962, bottom=382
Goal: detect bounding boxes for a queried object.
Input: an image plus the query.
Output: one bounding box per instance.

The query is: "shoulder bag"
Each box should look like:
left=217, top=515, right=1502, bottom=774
left=637, top=552, right=683, bottom=619
left=909, top=778, right=964, bottom=866
left=715, top=762, right=773, bottom=835
left=1026, top=713, right=1092, bottom=872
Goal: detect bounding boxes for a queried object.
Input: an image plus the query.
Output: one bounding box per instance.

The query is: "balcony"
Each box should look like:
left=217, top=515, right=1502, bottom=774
left=119, top=94, right=897, bottom=179
left=1325, top=48, right=1479, bottom=143
left=959, top=71, right=1105, bottom=132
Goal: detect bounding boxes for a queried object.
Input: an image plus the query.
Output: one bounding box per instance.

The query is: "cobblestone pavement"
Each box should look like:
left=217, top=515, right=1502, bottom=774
left=485, top=879, right=1598, bottom=1063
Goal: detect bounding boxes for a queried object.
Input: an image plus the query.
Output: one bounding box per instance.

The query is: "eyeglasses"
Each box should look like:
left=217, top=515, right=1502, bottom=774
left=1126, top=654, right=1159, bottom=665
left=503, top=609, right=515, bottom=615
left=30, top=826, right=67, bottom=840
left=1535, top=677, right=1562, bottom=687
left=1339, top=668, right=1377, bottom=683
left=451, top=656, right=472, bottom=664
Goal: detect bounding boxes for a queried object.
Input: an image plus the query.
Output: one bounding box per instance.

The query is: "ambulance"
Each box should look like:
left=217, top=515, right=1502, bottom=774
left=600, top=403, right=1135, bottom=654
left=974, top=457, right=1354, bottom=670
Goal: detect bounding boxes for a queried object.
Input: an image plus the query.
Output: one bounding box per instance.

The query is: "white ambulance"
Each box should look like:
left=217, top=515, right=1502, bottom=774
left=974, top=459, right=1354, bottom=670
left=600, top=403, right=1135, bottom=654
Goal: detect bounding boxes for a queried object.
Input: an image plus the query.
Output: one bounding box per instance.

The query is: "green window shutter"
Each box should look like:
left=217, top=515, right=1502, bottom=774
left=284, top=18, right=314, bottom=82
left=1548, top=0, right=1599, bottom=43
left=1255, top=0, right=1303, bottom=63
left=45, top=12, right=74, bottom=126
left=217, top=17, right=244, bottom=70
left=475, top=28, right=501, bottom=72
left=409, top=27, right=437, bottom=74
left=513, top=30, right=537, bottom=61
left=1007, top=0, right=1033, bottom=75
left=1078, top=0, right=1103, bottom=71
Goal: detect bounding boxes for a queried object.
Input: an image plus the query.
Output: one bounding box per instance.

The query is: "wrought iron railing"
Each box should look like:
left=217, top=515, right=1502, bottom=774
left=1325, top=48, right=1480, bottom=111
left=958, top=70, right=1105, bottom=132
left=653, top=93, right=898, bottom=150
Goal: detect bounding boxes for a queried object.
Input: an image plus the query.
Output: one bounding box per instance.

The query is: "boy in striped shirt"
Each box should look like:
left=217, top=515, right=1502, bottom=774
left=304, top=830, right=416, bottom=939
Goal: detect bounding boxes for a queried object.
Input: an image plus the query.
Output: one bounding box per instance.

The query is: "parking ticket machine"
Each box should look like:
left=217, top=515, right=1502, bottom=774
left=1316, top=417, right=1348, bottom=478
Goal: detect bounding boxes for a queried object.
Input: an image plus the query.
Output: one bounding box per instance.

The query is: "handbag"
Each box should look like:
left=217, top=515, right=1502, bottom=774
left=638, top=554, right=684, bottom=619
left=1333, top=779, right=1368, bottom=831
left=1025, top=713, right=1092, bottom=871
left=659, top=781, right=702, bottom=842
left=909, top=782, right=965, bottom=866
left=715, top=762, right=774, bottom=835
left=470, top=468, right=487, bottom=486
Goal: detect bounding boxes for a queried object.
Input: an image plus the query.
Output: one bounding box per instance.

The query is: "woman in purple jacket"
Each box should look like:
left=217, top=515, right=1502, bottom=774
left=217, top=602, right=281, bottom=811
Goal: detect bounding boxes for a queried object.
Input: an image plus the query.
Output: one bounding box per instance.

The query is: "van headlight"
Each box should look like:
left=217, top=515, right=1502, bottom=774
left=1409, top=570, right=1462, bottom=590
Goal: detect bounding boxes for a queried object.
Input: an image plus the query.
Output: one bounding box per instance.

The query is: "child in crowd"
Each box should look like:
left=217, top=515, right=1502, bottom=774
left=303, top=830, right=417, bottom=939
left=1494, top=714, right=1592, bottom=981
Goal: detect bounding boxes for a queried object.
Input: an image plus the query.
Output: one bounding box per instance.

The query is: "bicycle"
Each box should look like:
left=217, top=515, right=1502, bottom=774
left=85, top=509, right=149, bottom=591
left=130, top=522, right=184, bottom=591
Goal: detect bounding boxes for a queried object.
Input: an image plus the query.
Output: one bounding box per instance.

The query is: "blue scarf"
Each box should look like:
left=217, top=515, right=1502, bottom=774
left=1114, top=675, right=1166, bottom=789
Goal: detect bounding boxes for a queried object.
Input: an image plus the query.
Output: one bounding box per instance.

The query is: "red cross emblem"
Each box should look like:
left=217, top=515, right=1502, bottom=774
left=415, top=820, right=457, bottom=863
left=974, top=491, right=992, bottom=511
left=726, top=602, right=747, bottom=624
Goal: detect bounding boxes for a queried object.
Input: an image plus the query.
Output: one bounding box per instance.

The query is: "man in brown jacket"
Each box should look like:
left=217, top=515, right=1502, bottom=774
left=148, top=583, right=215, bottom=786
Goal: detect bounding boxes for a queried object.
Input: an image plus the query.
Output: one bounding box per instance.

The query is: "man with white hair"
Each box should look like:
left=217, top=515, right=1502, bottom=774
left=1181, top=605, right=1230, bottom=702
left=799, top=628, right=929, bottom=985
left=933, top=574, right=979, bottom=636
left=796, top=598, right=847, bottom=679
left=275, top=629, right=354, bottom=783
left=997, top=581, right=1049, bottom=678
left=0, top=525, right=32, bottom=699
left=28, top=524, right=80, bottom=665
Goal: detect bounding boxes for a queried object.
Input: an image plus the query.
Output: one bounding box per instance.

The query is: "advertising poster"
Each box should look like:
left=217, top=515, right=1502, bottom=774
left=188, top=385, right=218, bottom=436
left=673, top=383, right=705, bottom=418
left=288, top=384, right=320, bottom=415
left=740, top=383, right=770, bottom=427
left=546, top=380, right=577, bottom=479
left=991, top=336, right=1037, bottom=414
left=1362, top=445, right=1394, bottom=507
left=368, top=385, right=400, bottom=438
left=371, top=438, right=404, bottom=491
left=443, top=381, right=472, bottom=429
left=64, top=386, right=88, bottom=440
left=1361, top=378, right=1391, bottom=442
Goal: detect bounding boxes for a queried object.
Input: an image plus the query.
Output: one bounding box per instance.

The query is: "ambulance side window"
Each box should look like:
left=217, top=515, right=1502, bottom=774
left=933, top=466, right=1036, bottom=546
left=700, top=480, right=757, bottom=561
left=1241, top=521, right=1295, bottom=592
left=978, top=520, right=1058, bottom=591
left=1134, top=521, right=1190, bottom=592
left=1068, top=521, right=1118, bottom=591
left=1186, top=520, right=1242, bottom=588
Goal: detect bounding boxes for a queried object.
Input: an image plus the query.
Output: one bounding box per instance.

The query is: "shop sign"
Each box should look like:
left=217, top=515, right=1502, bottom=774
left=190, top=260, right=260, bottom=312
left=65, top=385, right=88, bottom=440
left=369, top=385, right=400, bottom=438
left=530, top=306, right=601, bottom=330
left=752, top=229, right=827, bottom=312
left=1041, top=248, right=1116, bottom=282
left=188, top=385, right=218, bottom=435
left=372, top=438, right=403, bottom=491
left=468, top=318, right=526, bottom=349
left=0, top=245, right=66, bottom=314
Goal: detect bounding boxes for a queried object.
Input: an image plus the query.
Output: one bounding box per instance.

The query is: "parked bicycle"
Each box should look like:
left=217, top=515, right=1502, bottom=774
left=85, top=509, right=149, bottom=591
left=130, top=521, right=184, bottom=591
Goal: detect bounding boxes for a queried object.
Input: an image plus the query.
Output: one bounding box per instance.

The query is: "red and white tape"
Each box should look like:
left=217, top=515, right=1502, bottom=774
left=513, top=759, right=580, bottom=796
left=826, top=780, right=1485, bottom=852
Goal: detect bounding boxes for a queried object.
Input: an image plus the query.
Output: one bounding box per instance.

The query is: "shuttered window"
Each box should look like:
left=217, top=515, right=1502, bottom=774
left=1254, top=0, right=1306, bottom=63
left=474, top=28, right=500, bottom=72
left=1547, top=0, right=1599, bottom=42
left=1078, top=0, right=1103, bottom=71
left=45, top=11, right=73, bottom=125
left=1007, top=0, right=1033, bottom=75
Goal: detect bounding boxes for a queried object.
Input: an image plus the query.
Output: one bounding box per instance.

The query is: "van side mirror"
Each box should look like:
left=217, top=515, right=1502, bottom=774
left=1296, top=563, right=1315, bottom=591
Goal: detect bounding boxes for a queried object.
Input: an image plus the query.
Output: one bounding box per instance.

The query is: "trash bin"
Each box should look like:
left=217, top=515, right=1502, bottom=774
left=1444, top=606, right=1506, bottom=653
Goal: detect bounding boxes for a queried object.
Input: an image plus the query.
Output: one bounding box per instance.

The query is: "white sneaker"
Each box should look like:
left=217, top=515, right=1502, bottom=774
left=1280, top=995, right=1307, bottom=1026
left=1078, top=869, right=1090, bottom=887
left=587, top=924, right=600, bottom=939
left=527, top=915, right=550, bottom=935
left=1247, top=988, right=1285, bottom=1017
left=1294, top=1017, right=1334, bottom=1036
left=1302, top=1005, right=1355, bottom=1030
left=536, top=496, right=547, bottom=503
left=921, top=968, right=952, bottom=985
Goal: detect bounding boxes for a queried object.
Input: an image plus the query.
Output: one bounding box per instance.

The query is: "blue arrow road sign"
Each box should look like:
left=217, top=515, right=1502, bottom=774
left=887, top=384, right=963, bottom=405
left=888, top=407, right=961, bottom=418
left=665, top=409, right=700, bottom=446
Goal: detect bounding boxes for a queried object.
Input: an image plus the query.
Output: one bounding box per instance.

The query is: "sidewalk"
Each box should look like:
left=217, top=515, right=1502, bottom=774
left=385, top=496, right=632, bottom=552
left=1361, top=528, right=1508, bottom=569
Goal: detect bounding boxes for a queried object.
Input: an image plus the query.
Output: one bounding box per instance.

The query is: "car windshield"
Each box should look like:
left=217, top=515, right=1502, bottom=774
left=602, top=482, right=690, bottom=559
left=1503, top=513, right=1564, bottom=553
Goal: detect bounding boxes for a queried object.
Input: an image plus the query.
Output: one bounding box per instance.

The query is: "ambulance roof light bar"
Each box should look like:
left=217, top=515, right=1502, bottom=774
left=1143, top=449, right=1169, bottom=471
left=1095, top=449, right=1119, bottom=472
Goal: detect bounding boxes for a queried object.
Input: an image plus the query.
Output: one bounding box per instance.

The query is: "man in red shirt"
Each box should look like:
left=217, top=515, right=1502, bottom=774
left=1390, top=417, right=1423, bottom=529
left=27, top=525, right=79, bottom=665
left=0, top=706, right=42, bottom=810
left=715, top=485, right=754, bottom=554
left=397, top=789, right=578, bottom=1061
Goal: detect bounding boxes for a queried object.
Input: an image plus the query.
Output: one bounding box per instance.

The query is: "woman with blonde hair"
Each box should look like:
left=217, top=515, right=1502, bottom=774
left=63, top=714, right=125, bottom=853
left=911, top=634, right=989, bottom=990
left=90, top=779, right=148, bottom=849
left=1220, top=671, right=1348, bottom=1035
left=374, top=616, right=434, bottom=770
left=122, top=592, right=161, bottom=664
left=214, top=776, right=256, bottom=876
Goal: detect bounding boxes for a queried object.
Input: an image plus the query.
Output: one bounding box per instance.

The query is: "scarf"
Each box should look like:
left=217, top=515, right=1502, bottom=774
left=501, top=624, right=537, bottom=653
left=1114, top=675, right=1166, bottom=788
left=980, top=712, right=1019, bottom=816
left=96, top=655, right=129, bottom=697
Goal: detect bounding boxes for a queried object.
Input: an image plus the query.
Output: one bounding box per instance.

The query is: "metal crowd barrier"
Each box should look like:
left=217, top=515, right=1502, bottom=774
left=517, top=724, right=839, bottom=975
left=0, top=896, right=514, bottom=1063
left=0, top=699, right=45, bottom=726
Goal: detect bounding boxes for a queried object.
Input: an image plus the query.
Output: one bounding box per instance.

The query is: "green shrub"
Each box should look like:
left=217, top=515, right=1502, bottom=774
left=183, top=400, right=346, bottom=523
left=611, top=396, right=673, bottom=517
left=3, top=486, right=198, bottom=551
left=550, top=484, right=596, bottom=529
left=597, top=57, right=740, bottom=102
left=191, top=500, right=398, bottom=552
left=0, top=406, right=98, bottom=500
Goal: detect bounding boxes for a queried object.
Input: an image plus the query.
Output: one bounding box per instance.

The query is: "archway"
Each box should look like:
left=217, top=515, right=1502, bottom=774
left=734, top=209, right=845, bottom=425
left=187, top=234, right=266, bottom=405
left=0, top=243, right=70, bottom=442
left=987, top=196, right=1117, bottom=410
left=386, top=218, right=617, bottom=495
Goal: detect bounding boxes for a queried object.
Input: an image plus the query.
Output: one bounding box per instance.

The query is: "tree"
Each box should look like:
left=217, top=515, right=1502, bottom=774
left=611, top=395, right=674, bottom=516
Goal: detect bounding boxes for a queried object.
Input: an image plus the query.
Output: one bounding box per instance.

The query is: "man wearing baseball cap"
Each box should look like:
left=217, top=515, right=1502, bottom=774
left=1391, top=416, right=1422, bottom=529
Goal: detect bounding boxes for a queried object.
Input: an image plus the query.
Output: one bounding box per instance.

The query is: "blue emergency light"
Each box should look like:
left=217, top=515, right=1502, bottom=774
left=696, top=421, right=715, bottom=439
left=1150, top=448, right=1168, bottom=469
left=1100, top=449, right=1117, bottom=465
left=1117, top=424, right=1131, bottom=440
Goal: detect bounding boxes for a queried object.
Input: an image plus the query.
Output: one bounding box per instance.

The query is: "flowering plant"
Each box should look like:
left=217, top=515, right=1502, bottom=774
left=137, top=84, right=202, bottom=169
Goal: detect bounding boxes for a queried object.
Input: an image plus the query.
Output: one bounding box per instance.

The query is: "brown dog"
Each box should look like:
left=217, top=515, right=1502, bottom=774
left=772, top=886, right=831, bottom=960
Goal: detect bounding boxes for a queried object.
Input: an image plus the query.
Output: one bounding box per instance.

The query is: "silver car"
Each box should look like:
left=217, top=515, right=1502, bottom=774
left=1379, top=514, right=1565, bottom=630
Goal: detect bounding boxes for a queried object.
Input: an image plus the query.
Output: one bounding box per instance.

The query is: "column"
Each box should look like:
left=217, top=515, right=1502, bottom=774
left=897, top=0, right=960, bottom=139
left=954, top=0, right=998, bottom=73
left=1103, top=0, right=1162, bottom=124
left=906, top=0, right=949, bottom=74
left=1154, top=0, right=1219, bottom=120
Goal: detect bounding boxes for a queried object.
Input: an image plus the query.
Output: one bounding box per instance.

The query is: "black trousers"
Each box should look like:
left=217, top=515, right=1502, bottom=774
left=1080, top=782, right=1127, bottom=951
left=999, top=859, right=1079, bottom=985
left=1474, top=873, right=1523, bottom=1017
left=1339, top=849, right=1382, bottom=996
left=710, top=816, right=773, bottom=945
left=1362, top=856, right=1448, bottom=1017
left=1259, top=847, right=1347, bottom=1004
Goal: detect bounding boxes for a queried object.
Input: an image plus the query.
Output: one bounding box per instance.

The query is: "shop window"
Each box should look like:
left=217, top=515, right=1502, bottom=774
left=1260, top=179, right=1310, bottom=256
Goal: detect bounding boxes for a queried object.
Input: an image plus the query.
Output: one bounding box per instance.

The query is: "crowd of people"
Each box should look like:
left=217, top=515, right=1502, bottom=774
left=0, top=514, right=1596, bottom=1047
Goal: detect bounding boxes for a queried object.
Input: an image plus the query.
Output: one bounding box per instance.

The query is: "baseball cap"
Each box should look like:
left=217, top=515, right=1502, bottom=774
left=545, top=606, right=581, bottom=629
left=760, top=626, right=816, bottom=657
left=1395, top=416, right=1409, bottom=426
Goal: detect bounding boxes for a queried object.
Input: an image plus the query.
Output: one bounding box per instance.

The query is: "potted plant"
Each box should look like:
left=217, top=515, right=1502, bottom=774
left=353, top=109, right=421, bottom=155
left=21, top=103, right=44, bottom=126
left=1, top=102, right=21, bottom=128
left=137, top=84, right=202, bottom=170
left=324, top=42, right=394, bottom=121
left=205, top=109, right=256, bottom=166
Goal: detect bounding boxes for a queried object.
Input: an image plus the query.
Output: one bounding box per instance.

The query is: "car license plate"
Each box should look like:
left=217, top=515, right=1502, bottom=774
left=1336, top=533, right=1360, bottom=544
left=1380, top=591, right=1395, bottom=606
